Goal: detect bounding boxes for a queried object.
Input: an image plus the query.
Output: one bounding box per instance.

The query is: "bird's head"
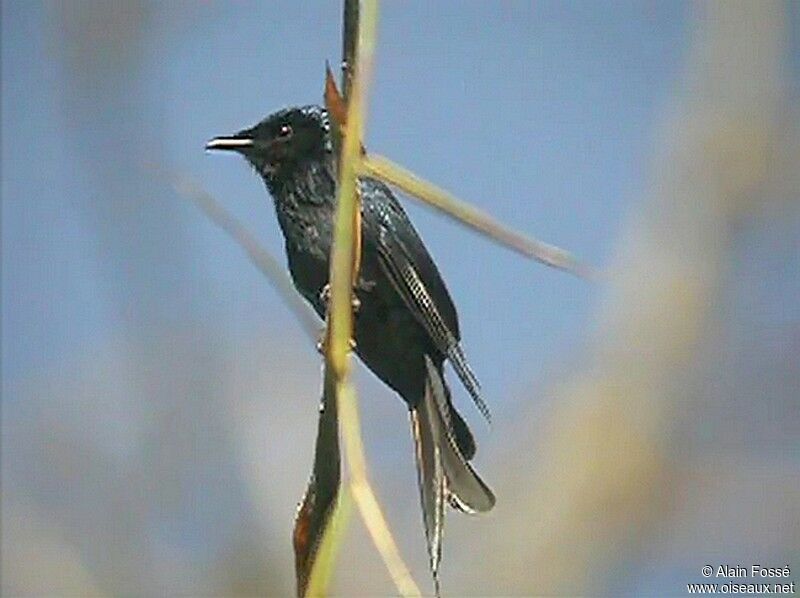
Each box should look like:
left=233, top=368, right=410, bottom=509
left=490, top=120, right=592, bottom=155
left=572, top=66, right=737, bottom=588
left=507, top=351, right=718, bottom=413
left=206, top=105, right=332, bottom=185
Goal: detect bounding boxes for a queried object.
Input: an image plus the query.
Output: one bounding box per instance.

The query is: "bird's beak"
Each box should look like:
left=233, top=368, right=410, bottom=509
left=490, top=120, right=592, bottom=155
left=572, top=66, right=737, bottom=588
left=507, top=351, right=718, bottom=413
left=205, top=136, right=254, bottom=152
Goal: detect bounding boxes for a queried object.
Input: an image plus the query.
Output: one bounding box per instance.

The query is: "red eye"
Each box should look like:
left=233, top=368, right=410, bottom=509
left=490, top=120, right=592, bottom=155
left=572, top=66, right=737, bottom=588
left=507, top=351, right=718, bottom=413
left=278, top=124, right=293, bottom=139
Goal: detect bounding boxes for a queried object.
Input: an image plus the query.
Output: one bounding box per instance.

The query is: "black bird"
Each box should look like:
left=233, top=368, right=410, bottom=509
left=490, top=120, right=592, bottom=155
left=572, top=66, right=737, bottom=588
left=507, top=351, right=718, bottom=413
left=207, top=105, right=494, bottom=582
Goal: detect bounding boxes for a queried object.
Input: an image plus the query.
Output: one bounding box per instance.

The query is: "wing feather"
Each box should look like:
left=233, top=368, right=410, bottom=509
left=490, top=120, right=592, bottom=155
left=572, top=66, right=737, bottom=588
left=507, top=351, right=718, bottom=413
left=362, top=179, right=490, bottom=422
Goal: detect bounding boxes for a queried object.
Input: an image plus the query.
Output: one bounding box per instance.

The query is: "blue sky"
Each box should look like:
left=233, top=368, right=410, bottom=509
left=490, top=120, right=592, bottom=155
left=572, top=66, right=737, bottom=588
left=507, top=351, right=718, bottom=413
left=2, top=1, right=687, bottom=405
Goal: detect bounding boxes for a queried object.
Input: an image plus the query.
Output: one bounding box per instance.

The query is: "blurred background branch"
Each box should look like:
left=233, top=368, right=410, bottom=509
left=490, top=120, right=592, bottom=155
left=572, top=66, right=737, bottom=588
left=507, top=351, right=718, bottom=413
left=361, top=154, right=598, bottom=280
left=153, top=167, right=320, bottom=342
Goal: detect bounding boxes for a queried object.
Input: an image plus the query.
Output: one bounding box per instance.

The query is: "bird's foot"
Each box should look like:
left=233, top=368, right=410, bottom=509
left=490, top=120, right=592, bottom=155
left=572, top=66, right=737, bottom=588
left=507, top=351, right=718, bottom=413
left=319, top=283, right=361, bottom=312
left=315, top=329, right=357, bottom=355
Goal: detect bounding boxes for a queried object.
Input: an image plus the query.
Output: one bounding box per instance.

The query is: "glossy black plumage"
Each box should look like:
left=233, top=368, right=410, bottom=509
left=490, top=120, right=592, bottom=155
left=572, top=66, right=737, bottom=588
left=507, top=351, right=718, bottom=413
left=207, top=105, right=494, bottom=583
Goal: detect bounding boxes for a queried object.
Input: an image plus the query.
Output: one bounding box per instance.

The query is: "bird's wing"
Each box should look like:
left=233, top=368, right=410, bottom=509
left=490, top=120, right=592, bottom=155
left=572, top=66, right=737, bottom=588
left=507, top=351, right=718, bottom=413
left=361, top=179, right=490, bottom=422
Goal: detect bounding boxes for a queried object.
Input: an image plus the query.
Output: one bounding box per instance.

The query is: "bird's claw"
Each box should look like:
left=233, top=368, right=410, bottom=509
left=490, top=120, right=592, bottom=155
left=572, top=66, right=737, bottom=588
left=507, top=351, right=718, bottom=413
left=319, top=284, right=330, bottom=306
left=316, top=333, right=326, bottom=355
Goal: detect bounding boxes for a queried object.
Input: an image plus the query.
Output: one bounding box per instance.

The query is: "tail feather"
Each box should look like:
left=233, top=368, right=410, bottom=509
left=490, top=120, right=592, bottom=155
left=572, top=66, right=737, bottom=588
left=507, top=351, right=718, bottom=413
left=450, top=402, right=476, bottom=461
left=409, top=356, right=495, bottom=589
left=423, top=356, right=495, bottom=513
left=410, top=401, right=445, bottom=591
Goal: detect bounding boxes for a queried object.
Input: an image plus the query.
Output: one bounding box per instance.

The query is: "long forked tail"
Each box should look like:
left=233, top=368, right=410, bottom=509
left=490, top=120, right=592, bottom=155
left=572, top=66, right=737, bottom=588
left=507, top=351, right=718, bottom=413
left=410, top=355, right=495, bottom=590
